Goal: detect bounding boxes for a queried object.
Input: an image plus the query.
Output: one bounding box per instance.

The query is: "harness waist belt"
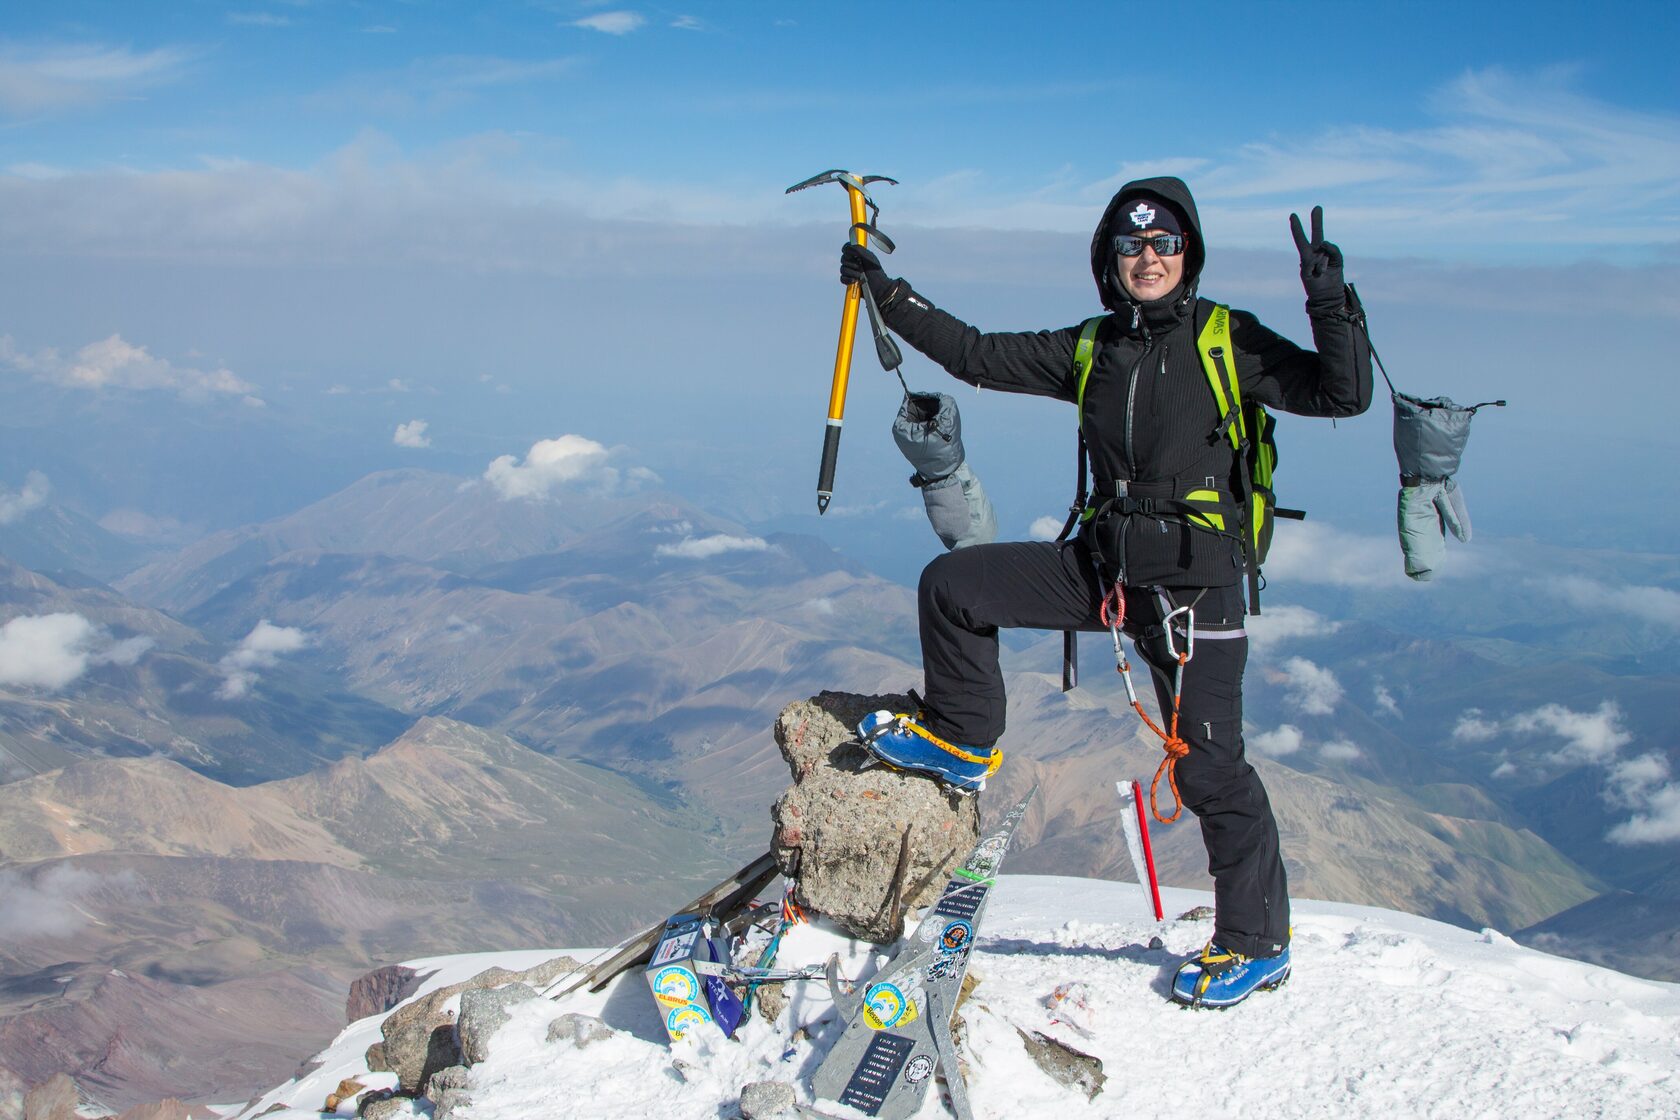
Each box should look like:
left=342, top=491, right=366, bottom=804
left=1094, top=479, right=1208, bottom=500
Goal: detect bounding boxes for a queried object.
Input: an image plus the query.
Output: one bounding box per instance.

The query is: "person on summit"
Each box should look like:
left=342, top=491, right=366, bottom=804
left=839, top=176, right=1372, bottom=1008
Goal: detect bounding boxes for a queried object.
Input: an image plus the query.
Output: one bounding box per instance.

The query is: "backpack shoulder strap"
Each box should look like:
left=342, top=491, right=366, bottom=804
left=1195, top=302, right=1244, bottom=449
left=1073, top=315, right=1108, bottom=421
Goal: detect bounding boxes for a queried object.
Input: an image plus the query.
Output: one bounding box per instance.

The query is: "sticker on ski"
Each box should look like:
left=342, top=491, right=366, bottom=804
left=810, top=785, right=1036, bottom=1120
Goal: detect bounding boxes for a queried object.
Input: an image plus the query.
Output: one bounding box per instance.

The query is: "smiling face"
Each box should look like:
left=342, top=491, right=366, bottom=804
left=1117, top=228, right=1186, bottom=303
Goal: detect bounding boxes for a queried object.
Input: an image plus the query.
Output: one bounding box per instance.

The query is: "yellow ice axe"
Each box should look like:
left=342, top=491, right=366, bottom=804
left=786, top=169, right=899, bottom=514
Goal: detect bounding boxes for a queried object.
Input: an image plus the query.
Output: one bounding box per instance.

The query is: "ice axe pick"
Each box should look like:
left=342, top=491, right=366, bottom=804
left=786, top=169, right=899, bottom=514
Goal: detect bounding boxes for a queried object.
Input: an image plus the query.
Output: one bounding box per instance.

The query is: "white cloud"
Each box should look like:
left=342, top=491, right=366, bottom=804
left=871, top=69, right=1680, bottom=256
left=217, top=620, right=308, bottom=699
left=1511, top=701, right=1632, bottom=767
left=1276, top=656, right=1344, bottom=716
left=228, top=12, right=291, bottom=27
left=387, top=378, right=410, bottom=392
left=1607, top=784, right=1680, bottom=845
left=94, top=635, right=155, bottom=667
left=0, top=333, right=261, bottom=401
left=1373, top=683, right=1400, bottom=718
left=394, top=419, right=431, bottom=448
left=807, top=598, right=836, bottom=616
left=483, top=434, right=620, bottom=500
left=0, top=613, right=149, bottom=689
left=1027, top=515, right=1063, bottom=542
left=1247, top=605, right=1343, bottom=652
left=573, top=11, right=646, bottom=34
left=1550, top=576, right=1680, bottom=632
left=655, top=534, right=770, bottom=560
left=98, top=508, right=189, bottom=542
left=1259, top=521, right=1411, bottom=590
left=0, top=42, right=194, bottom=116
left=0, top=470, right=49, bottom=525
left=671, top=16, right=704, bottom=30
left=1320, top=739, right=1363, bottom=762
left=1605, top=752, right=1670, bottom=807
left=1454, top=700, right=1631, bottom=765
left=1450, top=700, right=1673, bottom=845
left=0, top=613, right=98, bottom=689
left=1453, top=710, right=1501, bottom=743
left=0, top=866, right=137, bottom=939
left=1250, top=724, right=1304, bottom=757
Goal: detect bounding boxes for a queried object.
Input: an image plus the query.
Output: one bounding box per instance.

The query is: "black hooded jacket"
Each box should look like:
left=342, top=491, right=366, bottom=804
left=877, top=176, right=1372, bottom=588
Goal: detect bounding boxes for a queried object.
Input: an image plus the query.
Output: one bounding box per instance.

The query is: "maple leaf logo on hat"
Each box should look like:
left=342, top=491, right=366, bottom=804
left=1129, top=203, right=1157, bottom=228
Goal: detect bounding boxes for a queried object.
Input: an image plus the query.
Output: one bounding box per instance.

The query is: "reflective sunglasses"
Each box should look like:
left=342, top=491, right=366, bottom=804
left=1114, top=233, right=1187, bottom=257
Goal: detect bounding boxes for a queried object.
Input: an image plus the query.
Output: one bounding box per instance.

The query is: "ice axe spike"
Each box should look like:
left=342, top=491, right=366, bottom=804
left=787, top=169, right=898, bottom=513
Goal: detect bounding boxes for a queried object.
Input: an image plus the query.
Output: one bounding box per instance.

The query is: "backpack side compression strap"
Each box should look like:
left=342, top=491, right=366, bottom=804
left=1195, top=304, right=1264, bottom=613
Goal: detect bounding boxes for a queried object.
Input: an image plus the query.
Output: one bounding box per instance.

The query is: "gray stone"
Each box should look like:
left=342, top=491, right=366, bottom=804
left=1177, top=905, right=1215, bottom=922
left=377, top=957, right=577, bottom=1093
left=457, top=983, right=539, bottom=1066
left=771, top=692, right=980, bottom=942
left=433, top=1089, right=472, bottom=1120
left=753, top=981, right=788, bottom=1025
left=422, top=1065, right=470, bottom=1098
left=544, top=1012, right=615, bottom=1049
left=738, top=1079, right=797, bottom=1119
left=1015, top=1029, right=1106, bottom=1100
left=360, top=1098, right=406, bottom=1120
left=22, top=1074, right=76, bottom=1120
left=354, top=1089, right=394, bottom=1117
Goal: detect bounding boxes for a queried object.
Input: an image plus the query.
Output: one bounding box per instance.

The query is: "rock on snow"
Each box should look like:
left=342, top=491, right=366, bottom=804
left=235, top=877, right=1680, bottom=1120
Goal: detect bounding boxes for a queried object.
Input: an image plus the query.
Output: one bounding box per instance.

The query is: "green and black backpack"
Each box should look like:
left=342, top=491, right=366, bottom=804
left=1066, top=302, right=1302, bottom=614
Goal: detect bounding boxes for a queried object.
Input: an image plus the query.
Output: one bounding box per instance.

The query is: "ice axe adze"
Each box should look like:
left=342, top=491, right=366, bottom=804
left=786, top=169, right=900, bottom=513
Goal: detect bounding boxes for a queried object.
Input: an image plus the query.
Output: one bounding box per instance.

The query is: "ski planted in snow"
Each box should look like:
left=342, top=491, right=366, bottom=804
left=808, top=785, right=1036, bottom=1120
left=542, top=851, right=780, bottom=1002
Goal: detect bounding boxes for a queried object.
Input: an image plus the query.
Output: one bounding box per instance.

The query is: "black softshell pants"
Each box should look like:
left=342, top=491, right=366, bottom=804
left=918, top=538, right=1290, bottom=959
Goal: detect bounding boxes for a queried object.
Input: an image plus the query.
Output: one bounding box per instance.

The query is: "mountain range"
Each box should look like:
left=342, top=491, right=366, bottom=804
left=1, top=462, right=1675, bottom=1111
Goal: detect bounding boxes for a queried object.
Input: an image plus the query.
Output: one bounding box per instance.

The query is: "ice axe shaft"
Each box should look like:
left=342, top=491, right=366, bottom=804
left=787, top=169, right=897, bottom=514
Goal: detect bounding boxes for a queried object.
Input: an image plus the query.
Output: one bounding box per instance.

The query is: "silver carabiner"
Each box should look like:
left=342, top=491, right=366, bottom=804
left=1163, top=605, right=1195, bottom=664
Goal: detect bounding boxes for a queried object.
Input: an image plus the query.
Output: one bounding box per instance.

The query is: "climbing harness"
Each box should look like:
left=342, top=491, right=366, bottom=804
left=1102, top=584, right=1193, bottom=824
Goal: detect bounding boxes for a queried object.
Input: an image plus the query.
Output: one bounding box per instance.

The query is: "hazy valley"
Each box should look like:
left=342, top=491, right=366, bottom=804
left=2, top=462, right=1676, bottom=1111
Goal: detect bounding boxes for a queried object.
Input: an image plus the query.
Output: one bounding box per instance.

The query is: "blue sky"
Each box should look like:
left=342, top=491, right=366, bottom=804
left=4, top=1, right=1677, bottom=255
left=1, top=1, right=1678, bottom=564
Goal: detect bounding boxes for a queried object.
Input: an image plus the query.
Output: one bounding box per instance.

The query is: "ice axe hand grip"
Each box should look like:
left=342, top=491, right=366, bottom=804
left=786, top=169, right=897, bottom=513
left=850, top=222, right=903, bottom=373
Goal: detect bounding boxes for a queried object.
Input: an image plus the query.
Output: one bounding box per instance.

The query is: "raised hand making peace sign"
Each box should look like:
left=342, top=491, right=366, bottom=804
left=1289, top=205, right=1346, bottom=308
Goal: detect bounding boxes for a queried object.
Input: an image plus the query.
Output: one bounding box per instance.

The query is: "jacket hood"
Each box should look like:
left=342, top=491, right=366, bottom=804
left=1091, top=175, right=1205, bottom=316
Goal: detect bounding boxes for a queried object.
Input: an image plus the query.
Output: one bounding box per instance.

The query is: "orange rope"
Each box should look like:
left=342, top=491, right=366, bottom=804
left=1106, top=582, right=1191, bottom=824
left=1134, top=670, right=1190, bottom=824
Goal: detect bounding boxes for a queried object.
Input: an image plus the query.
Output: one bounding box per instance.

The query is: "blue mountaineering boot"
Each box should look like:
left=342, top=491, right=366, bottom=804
left=856, top=710, right=1002, bottom=794
left=1171, top=941, right=1291, bottom=1009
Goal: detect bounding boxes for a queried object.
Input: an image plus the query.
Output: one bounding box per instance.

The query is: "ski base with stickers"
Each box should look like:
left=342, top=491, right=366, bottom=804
left=807, top=785, right=1037, bottom=1120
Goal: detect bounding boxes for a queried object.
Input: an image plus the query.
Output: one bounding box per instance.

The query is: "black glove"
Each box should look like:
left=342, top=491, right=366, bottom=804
left=839, top=242, right=898, bottom=305
left=1289, top=205, right=1346, bottom=309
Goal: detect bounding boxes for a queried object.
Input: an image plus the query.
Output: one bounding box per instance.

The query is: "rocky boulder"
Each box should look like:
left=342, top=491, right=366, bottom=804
left=373, top=956, right=579, bottom=1093
left=544, top=1013, right=614, bottom=1049
left=457, top=984, right=539, bottom=1065
left=347, top=965, right=433, bottom=1022
left=771, top=692, right=980, bottom=942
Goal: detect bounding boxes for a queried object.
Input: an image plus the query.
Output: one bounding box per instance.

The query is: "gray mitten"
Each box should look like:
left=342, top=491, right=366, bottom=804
left=1398, top=480, right=1446, bottom=581
left=1435, top=477, right=1470, bottom=542
left=918, top=463, right=998, bottom=550
left=893, top=392, right=997, bottom=551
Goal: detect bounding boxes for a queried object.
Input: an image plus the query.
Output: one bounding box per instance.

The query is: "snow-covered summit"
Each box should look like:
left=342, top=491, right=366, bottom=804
left=240, top=876, right=1680, bottom=1120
